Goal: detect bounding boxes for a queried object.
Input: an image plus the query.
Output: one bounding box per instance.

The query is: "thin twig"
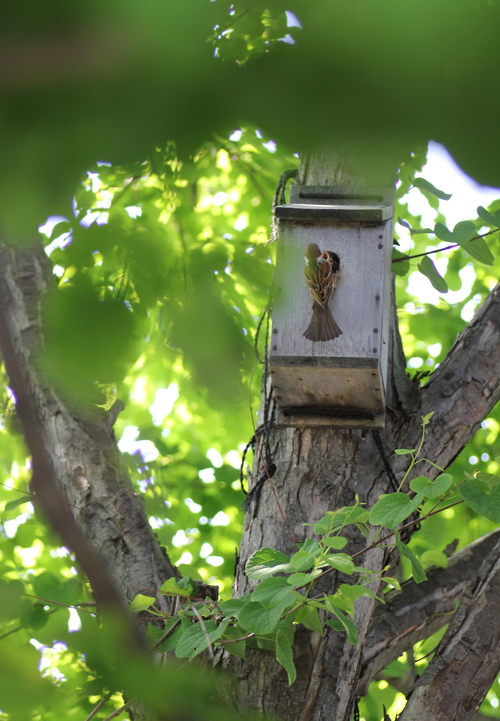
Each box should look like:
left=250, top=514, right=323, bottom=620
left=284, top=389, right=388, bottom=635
left=150, top=618, right=181, bottom=652
left=22, top=592, right=96, bottom=615
left=0, top=625, right=22, bottom=641
left=101, top=698, right=135, bottom=721
left=84, top=691, right=114, bottom=721
left=392, top=228, right=499, bottom=263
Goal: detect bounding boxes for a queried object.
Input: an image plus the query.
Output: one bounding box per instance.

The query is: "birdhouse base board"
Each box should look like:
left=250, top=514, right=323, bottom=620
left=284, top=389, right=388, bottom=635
left=270, top=361, right=385, bottom=429
left=276, top=407, right=385, bottom=430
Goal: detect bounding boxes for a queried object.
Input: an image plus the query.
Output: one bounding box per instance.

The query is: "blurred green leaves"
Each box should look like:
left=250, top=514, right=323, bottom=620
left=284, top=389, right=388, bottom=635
left=3, top=0, right=500, bottom=239
left=1, top=1, right=500, bottom=709
left=42, top=272, right=145, bottom=399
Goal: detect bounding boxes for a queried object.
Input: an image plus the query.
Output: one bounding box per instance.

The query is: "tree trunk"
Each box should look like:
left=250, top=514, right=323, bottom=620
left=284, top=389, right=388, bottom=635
left=223, top=152, right=500, bottom=720
left=0, top=239, right=180, bottom=721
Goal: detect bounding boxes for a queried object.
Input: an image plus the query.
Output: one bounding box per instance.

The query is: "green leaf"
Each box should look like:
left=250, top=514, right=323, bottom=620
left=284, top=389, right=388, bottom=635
left=475, top=472, right=499, bottom=482
left=238, top=598, right=294, bottom=635
left=322, top=536, right=348, bottom=550
left=294, top=605, right=324, bottom=635
left=128, top=594, right=156, bottom=613
left=338, top=583, right=373, bottom=601
left=146, top=618, right=182, bottom=653
left=459, top=478, right=500, bottom=523
left=290, top=550, right=316, bottom=572
left=418, top=255, right=449, bottom=293
left=394, top=448, right=416, bottom=455
left=325, top=593, right=354, bottom=615
left=396, top=534, right=427, bottom=583
left=222, top=641, right=247, bottom=661
left=421, top=550, right=448, bottom=569
left=313, top=506, right=368, bottom=535
left=175, top=617, right=231, bottom=660
left=381, top=576, right=401, bottom=591
left=326, top=609, right=358, bottom=644
left=177, top=575, right=199, bottom=595
left=275, top=629, right=296, bottom=685
left=397, top=216, right=433, bottom=235
left=3, top=496, right=30, bottom=512
left=369, top=493, right=423, bottom=529
left=477, top=205, right=500, bottom=228
left=287, top=571, right=321, bottom=586
left=159, top=578, right=192, bottom=598
left=299, top=538, right=322, bottom=557
left=323, top=553, right=355, bottom=575
left=410, top=473, right=453, bottom=499
left=220, top=625, right=247, bottom=660
left=392, top=248, right=410, bottom=276
left=434, top=220, right=494, bottom=264
left=462, top=235, right=495, bottom=265
left=452, top=220, right=479, bottom=244
left=413, top=177, right=452, bottom=200
left=218, top=598, right=247, bottom=617
left=245, top=548, right=292, bottom=579
left=251, top=578, right=295, bottom=608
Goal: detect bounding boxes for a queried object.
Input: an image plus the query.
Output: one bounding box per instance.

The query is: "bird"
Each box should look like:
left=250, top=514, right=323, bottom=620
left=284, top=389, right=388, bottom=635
left=303, top=243, right=342, bottom=342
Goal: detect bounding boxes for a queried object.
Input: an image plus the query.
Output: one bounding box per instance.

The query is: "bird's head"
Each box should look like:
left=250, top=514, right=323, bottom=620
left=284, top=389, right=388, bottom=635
left=304, top=243, right=321, bottom=263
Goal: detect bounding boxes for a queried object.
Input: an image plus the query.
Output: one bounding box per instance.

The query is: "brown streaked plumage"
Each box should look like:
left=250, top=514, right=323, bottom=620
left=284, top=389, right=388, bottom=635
left=303, top=243, right=342, bottom=342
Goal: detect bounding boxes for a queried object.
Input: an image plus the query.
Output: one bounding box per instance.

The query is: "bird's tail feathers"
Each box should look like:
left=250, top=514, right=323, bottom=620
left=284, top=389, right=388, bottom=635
left=303, top=306, right=342, bottom=342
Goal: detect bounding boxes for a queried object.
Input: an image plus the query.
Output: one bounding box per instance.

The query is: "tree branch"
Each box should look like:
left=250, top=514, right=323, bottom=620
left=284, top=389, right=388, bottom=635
left=0, top=239, right=178, bottom=617
left=388, top=281, right=500, bottom=481
left=359, top=528, right=500, bottom=694
left=399, top=536, right=500, bottom=721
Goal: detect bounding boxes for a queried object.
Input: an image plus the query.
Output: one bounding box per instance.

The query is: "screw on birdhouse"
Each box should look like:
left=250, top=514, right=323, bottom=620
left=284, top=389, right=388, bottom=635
left=374, top=328, right=378, bottom=333
left=378, top=243, right=383, bottom=249
left=378, top=234, right=383, bottom=239
left=273, top=345, right=277, bottom=350
left=375, top=294, right=380, bottom=301
left=372, top=348, right=377, bottom=353
left=273, top=328, right=278, bottom=334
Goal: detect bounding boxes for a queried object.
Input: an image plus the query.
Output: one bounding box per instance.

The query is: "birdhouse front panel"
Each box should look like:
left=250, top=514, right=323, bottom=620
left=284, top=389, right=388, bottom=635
left=269, top=188, right=394, bottom=428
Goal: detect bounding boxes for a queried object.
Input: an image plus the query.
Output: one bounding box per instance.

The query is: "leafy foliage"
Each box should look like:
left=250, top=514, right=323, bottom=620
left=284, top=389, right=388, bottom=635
left=0, top=6, right=500, bottom=716
left=0, top=131, right=499, bottom=716
left=124, top=414, right=500, bottom=691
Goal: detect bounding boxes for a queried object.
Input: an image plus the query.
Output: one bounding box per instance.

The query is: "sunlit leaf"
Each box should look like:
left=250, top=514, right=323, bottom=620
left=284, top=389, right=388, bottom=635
left=413, top=177, right=452, bottom=200
left=418, top=255, right=449, bottom=293
left=369, top=493, right=423, bottom=529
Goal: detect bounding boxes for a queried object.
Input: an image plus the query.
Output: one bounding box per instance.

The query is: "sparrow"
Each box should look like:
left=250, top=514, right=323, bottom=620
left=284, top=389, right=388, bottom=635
left=303, top=243, right=342, bottom=342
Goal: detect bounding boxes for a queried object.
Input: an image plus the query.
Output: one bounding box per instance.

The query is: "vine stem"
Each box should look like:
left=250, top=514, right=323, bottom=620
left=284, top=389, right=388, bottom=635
left=392, top=227, right=499, bottom=263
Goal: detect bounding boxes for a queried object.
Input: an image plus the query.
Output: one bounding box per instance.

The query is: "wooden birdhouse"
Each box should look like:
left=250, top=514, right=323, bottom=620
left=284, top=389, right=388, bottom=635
left=269, top=186, right=394, bottom=429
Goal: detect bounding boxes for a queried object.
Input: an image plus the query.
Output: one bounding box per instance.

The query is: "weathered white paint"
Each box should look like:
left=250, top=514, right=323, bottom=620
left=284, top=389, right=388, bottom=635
left=269, top=187, right=394, bottom=428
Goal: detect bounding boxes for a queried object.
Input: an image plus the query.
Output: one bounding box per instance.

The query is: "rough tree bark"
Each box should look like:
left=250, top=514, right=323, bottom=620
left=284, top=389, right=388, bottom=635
left=0, top=240, right=179, bottom=611
left=400, top=535, right=500, bottom=721
left=360, top=528, right=500, bottom=693
left=0, top=239, right=180, bottom=721
left=1, top=147, right=500, bottom=721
